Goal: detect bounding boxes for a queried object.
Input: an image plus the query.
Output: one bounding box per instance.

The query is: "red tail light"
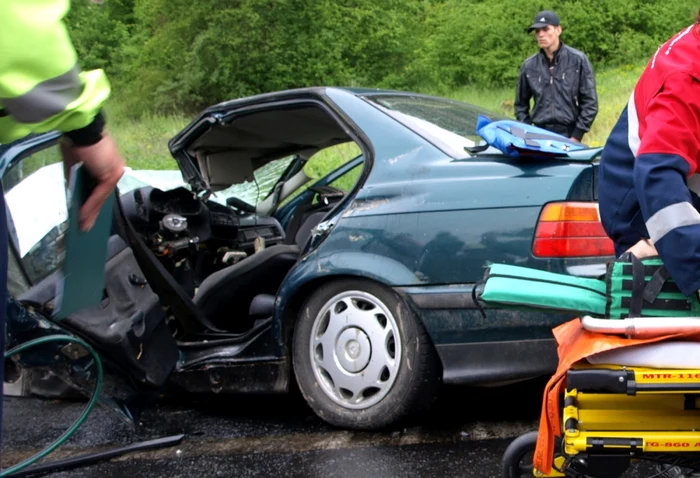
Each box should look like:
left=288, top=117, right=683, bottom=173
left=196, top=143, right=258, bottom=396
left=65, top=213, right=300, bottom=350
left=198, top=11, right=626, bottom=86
left=532, top=202, right=615, bottom=258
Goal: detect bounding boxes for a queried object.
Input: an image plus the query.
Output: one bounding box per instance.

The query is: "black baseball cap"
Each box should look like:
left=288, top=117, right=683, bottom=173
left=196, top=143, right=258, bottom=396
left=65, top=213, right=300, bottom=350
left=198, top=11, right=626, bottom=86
left=528, top=10, right=560, bottom=32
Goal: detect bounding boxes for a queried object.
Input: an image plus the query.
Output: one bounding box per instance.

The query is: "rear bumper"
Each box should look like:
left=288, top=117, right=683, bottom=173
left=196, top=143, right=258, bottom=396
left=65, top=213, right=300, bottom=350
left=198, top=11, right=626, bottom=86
left=436, top=338, right=557, bottom=385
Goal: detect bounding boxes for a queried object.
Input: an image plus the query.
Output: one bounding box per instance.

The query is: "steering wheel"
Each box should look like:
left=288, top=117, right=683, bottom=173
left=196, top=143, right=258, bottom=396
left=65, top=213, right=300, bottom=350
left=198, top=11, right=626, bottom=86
left=226, top=197, right=256, bottom=215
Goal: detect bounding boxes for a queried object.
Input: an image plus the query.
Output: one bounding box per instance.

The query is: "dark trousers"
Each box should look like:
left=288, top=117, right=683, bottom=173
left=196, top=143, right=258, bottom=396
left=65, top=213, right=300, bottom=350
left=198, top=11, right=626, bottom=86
left=0, top=187, right=9, bottom=451
left=534, top=123, right=576, bottom=138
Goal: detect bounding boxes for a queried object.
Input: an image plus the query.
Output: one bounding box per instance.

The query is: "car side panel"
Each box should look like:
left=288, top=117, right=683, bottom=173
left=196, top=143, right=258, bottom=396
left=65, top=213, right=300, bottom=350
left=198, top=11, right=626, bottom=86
left=275, top=89, right=603, bottom=384
left=280, top=204, right=578, bottom=346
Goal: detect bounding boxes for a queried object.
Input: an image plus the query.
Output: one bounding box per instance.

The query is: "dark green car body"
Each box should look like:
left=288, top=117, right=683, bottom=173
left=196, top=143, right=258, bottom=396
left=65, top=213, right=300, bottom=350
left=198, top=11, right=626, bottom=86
left=2, top=87, right=609, bottom=401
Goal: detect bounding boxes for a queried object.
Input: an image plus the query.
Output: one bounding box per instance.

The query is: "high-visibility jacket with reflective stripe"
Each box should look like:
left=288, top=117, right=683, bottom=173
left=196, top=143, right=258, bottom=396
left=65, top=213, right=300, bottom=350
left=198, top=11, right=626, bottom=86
left=598, top=23, right=700, bottom=296
left=0, top=0, right=110, bottom=144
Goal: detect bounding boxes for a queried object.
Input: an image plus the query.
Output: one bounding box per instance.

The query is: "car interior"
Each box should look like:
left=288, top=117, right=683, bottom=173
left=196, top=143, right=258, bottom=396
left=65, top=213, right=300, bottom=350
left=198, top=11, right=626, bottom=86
left=11, top=103, right=364, bottom=354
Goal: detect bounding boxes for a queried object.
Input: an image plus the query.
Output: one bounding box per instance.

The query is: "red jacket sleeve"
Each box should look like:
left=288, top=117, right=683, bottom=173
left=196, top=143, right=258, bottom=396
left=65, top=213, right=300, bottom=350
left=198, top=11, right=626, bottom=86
left=638, top=72, right=700, bottom=174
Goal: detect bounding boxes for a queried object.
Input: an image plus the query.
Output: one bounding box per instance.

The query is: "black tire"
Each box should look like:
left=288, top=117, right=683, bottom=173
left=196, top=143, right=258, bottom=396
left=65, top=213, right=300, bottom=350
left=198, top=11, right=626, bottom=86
left=502, top=431, right=539, bottom=478
left=502, top=432, right=568, bottom=478
left=292, top=278, right=442, bottom=430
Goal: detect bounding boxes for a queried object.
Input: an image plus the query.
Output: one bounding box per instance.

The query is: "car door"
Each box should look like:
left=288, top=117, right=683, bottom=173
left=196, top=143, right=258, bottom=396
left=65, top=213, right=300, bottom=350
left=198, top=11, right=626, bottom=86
left=1, top=138, right=67, bottom=299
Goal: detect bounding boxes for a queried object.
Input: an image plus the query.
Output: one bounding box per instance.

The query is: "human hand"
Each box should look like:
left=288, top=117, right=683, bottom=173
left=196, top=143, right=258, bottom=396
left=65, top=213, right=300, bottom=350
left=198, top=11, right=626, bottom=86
left=60, top=134, right=125, bottom=231
left=569, top=137, right=580, bottom=143
left=625, top=238, right=658, bottom=259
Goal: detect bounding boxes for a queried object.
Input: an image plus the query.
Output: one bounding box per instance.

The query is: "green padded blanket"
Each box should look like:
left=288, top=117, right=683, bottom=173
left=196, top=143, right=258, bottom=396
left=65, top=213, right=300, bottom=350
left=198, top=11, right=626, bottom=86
left=478, top=263, right=607, bottom=316
left=604, top=255, right=700, bottom=319
left=478, top=254, right=700, bottom=320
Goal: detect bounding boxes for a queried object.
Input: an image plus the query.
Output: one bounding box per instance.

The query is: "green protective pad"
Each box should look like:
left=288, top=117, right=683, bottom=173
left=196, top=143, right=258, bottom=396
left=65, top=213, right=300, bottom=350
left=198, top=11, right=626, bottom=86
left=53, top=163, right=115, bottom=321
left=604, top=255, right=700, bottom=319
left=479, top=263, right=607, bottom=316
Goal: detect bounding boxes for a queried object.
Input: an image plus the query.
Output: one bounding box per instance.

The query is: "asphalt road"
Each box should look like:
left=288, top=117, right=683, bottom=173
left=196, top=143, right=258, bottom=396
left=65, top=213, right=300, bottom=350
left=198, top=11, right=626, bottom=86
left=0, top=379, right=660, bottom=477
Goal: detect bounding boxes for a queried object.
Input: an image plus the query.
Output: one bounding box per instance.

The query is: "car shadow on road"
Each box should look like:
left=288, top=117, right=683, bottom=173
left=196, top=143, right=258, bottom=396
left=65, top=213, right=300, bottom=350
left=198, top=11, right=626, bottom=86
left=152, top=375, right=549, bottom=437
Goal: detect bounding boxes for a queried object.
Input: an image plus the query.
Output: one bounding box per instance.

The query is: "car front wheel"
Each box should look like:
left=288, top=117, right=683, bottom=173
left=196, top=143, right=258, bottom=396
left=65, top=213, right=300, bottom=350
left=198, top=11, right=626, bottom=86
left=292, top=278, right=441, bottom=430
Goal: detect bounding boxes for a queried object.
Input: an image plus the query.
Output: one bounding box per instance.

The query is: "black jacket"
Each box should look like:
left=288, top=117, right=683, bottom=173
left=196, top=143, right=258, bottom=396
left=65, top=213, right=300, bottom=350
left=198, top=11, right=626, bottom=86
left=515, top=42, right=598, bottom=141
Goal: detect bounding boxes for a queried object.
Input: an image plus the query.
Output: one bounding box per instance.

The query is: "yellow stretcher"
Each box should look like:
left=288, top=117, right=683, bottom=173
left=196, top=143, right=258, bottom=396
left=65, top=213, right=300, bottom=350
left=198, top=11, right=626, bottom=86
left=502, top=317, right=700, bottom=478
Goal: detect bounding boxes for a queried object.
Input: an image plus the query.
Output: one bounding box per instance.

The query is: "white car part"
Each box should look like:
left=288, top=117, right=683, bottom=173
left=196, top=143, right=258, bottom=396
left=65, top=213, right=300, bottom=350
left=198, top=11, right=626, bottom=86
left=256, top=168, right=311, bottom=216
left=581, top=315, right=700, bottom=339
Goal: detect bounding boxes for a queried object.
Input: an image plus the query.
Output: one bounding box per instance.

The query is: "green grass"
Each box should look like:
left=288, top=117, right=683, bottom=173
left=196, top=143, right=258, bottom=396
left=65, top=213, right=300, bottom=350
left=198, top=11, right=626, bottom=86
left=304, top=142, right=362, bottom=182
left=104, top=61, right=647, bottom=173
left=104, top=99, right=190, bottom=171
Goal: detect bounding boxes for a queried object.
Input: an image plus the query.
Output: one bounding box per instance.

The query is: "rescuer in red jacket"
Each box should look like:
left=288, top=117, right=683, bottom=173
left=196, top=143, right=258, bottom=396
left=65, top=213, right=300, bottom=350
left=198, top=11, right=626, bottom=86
left=598, top=10, right=700, bottom=298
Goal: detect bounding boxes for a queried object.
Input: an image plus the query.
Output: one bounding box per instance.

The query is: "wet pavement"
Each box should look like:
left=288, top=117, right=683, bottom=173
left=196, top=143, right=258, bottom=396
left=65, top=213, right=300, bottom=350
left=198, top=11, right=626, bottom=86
left=1, top=379, right=656, bottom=477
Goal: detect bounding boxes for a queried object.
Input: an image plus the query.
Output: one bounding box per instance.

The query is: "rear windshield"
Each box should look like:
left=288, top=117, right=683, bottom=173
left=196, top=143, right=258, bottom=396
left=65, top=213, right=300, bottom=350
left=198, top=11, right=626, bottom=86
left=362, top=94, right=507, bottom=159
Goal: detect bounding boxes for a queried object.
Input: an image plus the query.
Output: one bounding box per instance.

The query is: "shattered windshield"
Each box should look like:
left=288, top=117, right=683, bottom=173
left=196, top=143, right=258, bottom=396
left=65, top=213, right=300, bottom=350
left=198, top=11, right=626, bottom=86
left=118, top=155, right=296, bottom=207
left=209, top=155, right=296, bottom=206
left=362, top=94, right=507, bottom=159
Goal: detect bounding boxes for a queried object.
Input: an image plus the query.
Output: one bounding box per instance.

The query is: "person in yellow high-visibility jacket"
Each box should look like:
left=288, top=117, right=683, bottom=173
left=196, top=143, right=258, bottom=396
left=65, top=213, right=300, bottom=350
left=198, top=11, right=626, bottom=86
left=0, top=0, right=126, bottom=448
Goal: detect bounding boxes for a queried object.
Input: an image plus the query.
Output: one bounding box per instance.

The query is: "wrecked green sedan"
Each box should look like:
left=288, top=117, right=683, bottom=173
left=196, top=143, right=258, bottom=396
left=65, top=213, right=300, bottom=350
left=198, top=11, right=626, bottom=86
left=3, top=87, right=612, bottom=430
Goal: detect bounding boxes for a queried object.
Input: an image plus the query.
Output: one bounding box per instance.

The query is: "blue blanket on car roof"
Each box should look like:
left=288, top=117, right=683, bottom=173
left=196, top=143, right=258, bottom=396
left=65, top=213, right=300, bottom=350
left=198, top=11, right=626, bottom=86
left=476, top=115, right=589, bottom=158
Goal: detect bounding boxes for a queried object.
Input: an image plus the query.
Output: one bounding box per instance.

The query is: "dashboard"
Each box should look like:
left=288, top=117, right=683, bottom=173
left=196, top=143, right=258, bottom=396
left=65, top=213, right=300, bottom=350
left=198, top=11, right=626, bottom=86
left=119, top=186, right=286, bottom=293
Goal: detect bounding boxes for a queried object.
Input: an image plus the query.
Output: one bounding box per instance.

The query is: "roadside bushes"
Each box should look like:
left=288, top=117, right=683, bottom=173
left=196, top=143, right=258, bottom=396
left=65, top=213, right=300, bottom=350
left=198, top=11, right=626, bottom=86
left=66, top=0, right=699, bottom=115
left=108, top=0, right=427, bottom=114
left=425, top=0, right=699, bottom=91
left=65, top=0, right=134, bottom=73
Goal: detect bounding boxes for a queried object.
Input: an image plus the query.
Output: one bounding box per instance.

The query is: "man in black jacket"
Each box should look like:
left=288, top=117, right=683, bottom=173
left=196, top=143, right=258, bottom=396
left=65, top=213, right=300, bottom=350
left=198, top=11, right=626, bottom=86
left=514, top=10, right=598, bottom=143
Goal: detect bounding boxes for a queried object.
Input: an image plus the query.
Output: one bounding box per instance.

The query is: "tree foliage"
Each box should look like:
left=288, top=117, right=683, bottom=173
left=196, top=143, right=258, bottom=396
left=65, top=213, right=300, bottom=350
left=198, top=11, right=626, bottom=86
left=65, top=0, right=700, bottom=115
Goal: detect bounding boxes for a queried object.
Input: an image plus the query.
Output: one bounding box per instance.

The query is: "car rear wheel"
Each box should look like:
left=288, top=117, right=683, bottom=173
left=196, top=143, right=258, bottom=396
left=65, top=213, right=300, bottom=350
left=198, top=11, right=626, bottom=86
left=292, top=278, right=441, bottom=430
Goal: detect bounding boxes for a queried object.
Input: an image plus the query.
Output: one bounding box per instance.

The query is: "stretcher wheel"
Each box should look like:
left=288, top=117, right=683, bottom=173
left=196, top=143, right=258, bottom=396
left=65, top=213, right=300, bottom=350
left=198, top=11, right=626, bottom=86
left=502, top=431, right=539, bottom=478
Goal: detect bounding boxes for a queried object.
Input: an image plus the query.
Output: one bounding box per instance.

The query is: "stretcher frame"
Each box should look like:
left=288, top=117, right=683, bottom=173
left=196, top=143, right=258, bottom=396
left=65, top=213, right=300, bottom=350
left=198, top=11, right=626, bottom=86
left=529, top=364, right=700, bottom=477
